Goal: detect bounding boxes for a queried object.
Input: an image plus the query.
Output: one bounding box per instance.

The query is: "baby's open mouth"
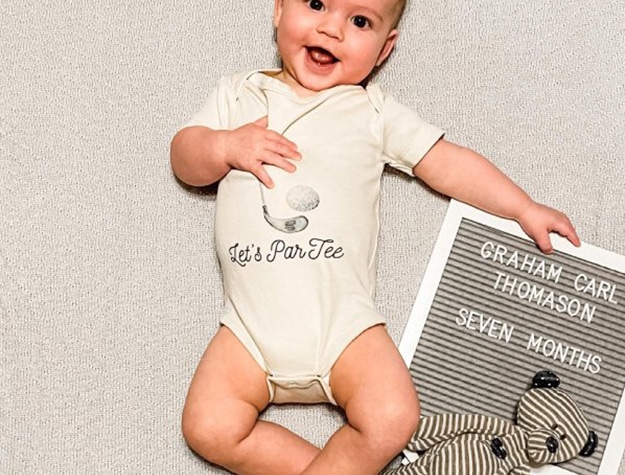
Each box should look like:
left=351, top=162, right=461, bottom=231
left=307, top=47, right=338, bottom=65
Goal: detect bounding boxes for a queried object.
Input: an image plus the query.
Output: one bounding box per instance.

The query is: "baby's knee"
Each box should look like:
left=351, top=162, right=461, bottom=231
left=181, top=412, right=222, bottom=461
left=386, top=395, right=420, bottom=437
left=181, top=407, right=247, bottom=466
left=367, top=394, right=420, bottom=454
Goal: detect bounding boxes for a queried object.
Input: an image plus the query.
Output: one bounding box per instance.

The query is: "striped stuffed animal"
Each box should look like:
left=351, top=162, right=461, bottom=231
left=382, top=370, right=598, bottom=475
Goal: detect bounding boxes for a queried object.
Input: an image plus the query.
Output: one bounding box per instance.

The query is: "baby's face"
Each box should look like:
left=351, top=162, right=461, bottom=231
left=273, top=0, right=400, bottom=96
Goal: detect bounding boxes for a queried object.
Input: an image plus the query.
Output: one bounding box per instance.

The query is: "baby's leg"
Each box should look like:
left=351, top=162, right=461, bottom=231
left=182, top=326, right=320, bottom=475
left=302, top=325, right=420, bottom=475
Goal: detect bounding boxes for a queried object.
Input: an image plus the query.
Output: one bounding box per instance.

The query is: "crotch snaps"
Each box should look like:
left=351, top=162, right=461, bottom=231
left=266, top=373, right=336, bottom=405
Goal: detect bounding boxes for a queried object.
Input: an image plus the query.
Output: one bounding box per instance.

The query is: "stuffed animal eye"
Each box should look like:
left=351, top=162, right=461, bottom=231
left=550, top=423, right=567, bottom=441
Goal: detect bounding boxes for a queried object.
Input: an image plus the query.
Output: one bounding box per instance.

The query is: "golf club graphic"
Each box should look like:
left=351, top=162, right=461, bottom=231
left=256, top=98, right=319, bottom=233
left=259, top=182, right=309, bottom=233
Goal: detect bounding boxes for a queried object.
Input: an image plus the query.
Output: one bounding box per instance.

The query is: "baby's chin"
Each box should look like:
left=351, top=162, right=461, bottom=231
left=297, top=75, right=365, bottom=93
left=289, top=77, right=338, bottom=96
left=279, top=67, right=367, bottom=95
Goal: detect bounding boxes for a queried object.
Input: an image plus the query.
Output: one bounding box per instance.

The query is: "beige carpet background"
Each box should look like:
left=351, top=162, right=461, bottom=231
left=2, top=0, right=624, bottom=473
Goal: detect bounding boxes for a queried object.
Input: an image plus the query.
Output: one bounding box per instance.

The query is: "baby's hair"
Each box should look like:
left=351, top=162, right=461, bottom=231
left=392, top=0, right=407, bottom=27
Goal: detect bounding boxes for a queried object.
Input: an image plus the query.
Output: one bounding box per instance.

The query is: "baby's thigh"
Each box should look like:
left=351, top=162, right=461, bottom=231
left=182, top=326, right=270, bottom=437
left=330, top=325, right=420, bottom=431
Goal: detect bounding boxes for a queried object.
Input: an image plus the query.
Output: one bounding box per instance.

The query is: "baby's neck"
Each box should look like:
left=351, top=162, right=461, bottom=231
left=264, top=70, right=323, bottom=98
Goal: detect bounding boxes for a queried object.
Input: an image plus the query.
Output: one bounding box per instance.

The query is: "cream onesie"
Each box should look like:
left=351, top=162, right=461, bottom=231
left=185, top=71, right=444, bottom=405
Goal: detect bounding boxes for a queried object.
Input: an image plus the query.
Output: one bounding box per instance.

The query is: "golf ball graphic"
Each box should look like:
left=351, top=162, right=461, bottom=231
left=286, top=185, right=320, bottom=212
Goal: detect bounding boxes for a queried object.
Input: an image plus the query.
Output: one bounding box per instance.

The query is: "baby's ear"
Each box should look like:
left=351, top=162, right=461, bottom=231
left=273, top=0, right=284, bottom=28
left=375, top=29, right=398, bottom=67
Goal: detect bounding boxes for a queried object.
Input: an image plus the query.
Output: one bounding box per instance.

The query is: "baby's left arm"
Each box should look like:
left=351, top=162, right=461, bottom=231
left=413, top=139, right=581, bottom=254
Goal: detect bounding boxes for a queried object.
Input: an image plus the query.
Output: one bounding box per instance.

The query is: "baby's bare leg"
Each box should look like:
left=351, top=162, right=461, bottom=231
left=302, top=325, right=420, bottom=475
left=182, top=326, right=320, bottom=475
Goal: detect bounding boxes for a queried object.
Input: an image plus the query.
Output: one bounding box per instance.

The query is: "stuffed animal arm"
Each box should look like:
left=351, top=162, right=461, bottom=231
left=382, top=370, right=598, bottom=475
left=407, top=413, right=517, bottom=452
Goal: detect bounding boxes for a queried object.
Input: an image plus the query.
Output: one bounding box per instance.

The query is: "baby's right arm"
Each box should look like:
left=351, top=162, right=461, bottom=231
left=170, top=116, right=300, bottom=188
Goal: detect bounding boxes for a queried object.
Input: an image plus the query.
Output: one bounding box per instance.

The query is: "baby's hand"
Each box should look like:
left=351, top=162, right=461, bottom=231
left=224, top=116, right=300, bottom=188
left=516, top=201, right=581, bottom=254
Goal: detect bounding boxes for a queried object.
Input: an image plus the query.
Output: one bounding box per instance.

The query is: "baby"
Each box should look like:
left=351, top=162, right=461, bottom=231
left=170, top=0, right=581, bottom=474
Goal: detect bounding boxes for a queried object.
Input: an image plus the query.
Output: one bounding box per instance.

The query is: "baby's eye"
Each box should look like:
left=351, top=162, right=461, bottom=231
left=351, top=15, right=370, bottom=28
left=308, top=0, right=324, bottom=11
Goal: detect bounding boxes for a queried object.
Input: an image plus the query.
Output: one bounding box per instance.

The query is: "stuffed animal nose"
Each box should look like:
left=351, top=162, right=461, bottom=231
left=546, top=436, right=559, bottom=453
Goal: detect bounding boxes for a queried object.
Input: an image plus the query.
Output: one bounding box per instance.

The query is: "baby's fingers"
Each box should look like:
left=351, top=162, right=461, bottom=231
left=529, top=214, right=580, bottom=254
left=265, top=131, right=300, bottom=159
left=267, top=141, right=301, bottom=166
left=262, top=151, right=298, bottom=173
left=251, top=151, right=299, bottom=188
left=552, top=215, right=581, bottom=248
left=533, top=231, right=555, bottom=255
left=250, top=163, right=275, bottom=189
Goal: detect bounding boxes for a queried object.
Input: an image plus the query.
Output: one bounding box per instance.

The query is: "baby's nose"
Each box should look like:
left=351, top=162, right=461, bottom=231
left=316, top=13, right=344, bottom=40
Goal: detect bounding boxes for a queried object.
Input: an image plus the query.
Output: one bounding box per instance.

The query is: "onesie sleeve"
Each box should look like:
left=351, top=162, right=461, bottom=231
left=183, top=73, right=242, bottom=130
left=381, top=93, right=445, bottom=176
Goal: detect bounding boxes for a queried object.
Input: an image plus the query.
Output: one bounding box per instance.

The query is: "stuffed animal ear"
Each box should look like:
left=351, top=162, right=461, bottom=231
left=532, top=370, right=560, bottom=389
left=579, top=431, right=598, bottom=457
